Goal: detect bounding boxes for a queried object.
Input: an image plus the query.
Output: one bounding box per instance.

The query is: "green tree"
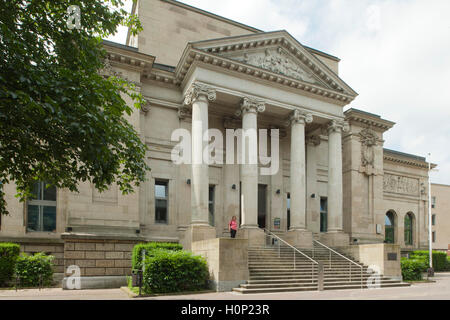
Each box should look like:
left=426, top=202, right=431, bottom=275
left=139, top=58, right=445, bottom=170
left=0, top=0, right=148, bottom=215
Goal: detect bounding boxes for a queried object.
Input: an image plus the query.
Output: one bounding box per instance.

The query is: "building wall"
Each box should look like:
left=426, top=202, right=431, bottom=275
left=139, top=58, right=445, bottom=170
left=431, top=183, right=450, bottom=251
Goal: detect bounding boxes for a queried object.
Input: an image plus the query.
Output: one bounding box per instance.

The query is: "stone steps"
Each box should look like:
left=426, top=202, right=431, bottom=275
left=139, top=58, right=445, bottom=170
left=233, top=244, right=409, bottom=294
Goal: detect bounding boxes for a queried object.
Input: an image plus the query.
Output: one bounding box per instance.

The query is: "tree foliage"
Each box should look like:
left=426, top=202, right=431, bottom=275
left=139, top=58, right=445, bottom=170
left=0, top=0, right=148, bottom=215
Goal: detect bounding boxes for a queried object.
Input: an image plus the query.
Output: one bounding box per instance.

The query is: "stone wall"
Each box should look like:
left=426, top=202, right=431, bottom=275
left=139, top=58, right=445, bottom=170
left=63, top=237, right=138, bottom=277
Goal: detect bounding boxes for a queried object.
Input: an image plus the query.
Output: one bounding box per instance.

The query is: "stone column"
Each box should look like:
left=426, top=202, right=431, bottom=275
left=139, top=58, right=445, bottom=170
left=181, top=83, right=217, bottom=249
left=289, top=110, right=312, bottom=230
left=237, top=97, right=265, bottom=229
left=322, top=119, right=350, bottom=247
left=285, top=110, right=313, bottom=248
left=306, top=135, right=321, bottom=233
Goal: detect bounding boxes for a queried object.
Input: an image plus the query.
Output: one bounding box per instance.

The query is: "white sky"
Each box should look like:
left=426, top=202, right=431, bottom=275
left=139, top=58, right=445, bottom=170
left=107, top=0, right=450, bottom=185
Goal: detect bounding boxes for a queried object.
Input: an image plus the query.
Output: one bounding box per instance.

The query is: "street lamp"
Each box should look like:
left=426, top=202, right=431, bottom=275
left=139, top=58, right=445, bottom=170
left=427, top=153, right=434, bottom=277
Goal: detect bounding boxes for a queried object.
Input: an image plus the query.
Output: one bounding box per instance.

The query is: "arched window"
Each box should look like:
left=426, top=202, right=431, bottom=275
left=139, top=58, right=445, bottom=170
left=385, top=211, right=395, bottom=244
left=404, top=213, right=414, bottom=245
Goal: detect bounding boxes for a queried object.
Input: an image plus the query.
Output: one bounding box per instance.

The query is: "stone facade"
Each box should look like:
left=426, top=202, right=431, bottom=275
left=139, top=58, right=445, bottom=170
left=430, top=183, right=450, bottom=251
left=0, top=0, right=442, bottom=288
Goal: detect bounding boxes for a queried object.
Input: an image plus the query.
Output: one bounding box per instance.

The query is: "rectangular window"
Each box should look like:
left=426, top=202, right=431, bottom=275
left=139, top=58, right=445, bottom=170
left=432, top=231, right=436, bottom=243
left=27, top=181, right=57, bottom=232
left=431, top=196, right=436, bottom=209
left=320, top=197, right=328, bottom=233
left=155, top=180, right=168, bottom=224
left=432, top=214, right=436, bottom=226
left=209, top=185, right=215, bottom=227
left=287, top=193, right=291, bottom=231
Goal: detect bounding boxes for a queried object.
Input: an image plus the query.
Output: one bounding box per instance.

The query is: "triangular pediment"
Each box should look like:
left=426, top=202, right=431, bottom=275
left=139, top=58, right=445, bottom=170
left=188, top=30, right=357, bottom=98
left=220, top=46, right=324, bottom=86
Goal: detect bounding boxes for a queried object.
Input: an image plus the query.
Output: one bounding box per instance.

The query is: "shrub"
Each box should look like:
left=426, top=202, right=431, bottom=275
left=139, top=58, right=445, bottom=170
left=410, top=250, right=448, bottom=271
left=0, top=243, right=20, bottom=286
left=401, top=258, right=427, bottom=281
left=142, top=249, right=209, bottom=294
left=15, top=253, right=54, bottom=287
left=132, top=242, right=182, bottom=271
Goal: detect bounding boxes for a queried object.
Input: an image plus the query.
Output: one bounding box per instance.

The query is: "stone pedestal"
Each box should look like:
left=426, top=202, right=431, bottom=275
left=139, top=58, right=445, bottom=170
left=236, top=227, right=265, bottom=247
left=319, top=232, right=350, bottom=247
left=285, top=229, right=313, bottom=249
left=192, top=238, right=249, bottom=292
left=181, top=224, right=216, bottom=250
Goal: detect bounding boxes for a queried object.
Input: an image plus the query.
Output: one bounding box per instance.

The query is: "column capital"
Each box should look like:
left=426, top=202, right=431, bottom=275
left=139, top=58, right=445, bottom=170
left=184, top=83, right=217, bottom=105
left=286, top=109, right=313, bottom=127
left=328, top=119, right=349, bottom=134
left=178, top=106, right=192, bottom=120
left=235, top=97, right=265, bottom=117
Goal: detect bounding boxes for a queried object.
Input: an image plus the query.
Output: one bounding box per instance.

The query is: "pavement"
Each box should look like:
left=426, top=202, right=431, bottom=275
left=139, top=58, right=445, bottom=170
left=0, top=273, right=449, bottom=300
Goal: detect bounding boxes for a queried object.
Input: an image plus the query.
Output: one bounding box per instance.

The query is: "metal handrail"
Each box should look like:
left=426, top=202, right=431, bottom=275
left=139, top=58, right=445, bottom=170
left=313, top=239, right=363, bottom=288
left=264, top=229, right=318, bottom=265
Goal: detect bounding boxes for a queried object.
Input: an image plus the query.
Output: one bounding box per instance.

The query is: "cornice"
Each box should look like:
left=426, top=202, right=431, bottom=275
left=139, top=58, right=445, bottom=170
left=103, top=42, right=155, bottom=75
left=383, top=150, right=436, bottom=170
left=345, top=108, right=395, bottom=132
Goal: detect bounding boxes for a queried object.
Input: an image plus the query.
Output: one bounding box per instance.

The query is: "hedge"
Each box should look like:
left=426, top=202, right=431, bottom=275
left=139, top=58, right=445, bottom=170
left=132, top=242, right=182, bottom=271
left=410, top=250, right=448, bottom=271
left=142, top=249, right=209, bottom=294
left=401, top=258, right=427, bottom=281
left=0, top=243, right=20, bottom=286
left=15, top=253, right=54, bottom=287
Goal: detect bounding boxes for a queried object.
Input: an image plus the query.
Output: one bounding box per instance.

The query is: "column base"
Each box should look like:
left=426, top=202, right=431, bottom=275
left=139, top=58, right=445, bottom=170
left=236, top=227, right=265, bottom=247
left=318, top=231, right=350, bottom=247
left=180, top=224, right=216, bottom=251
left=285, top=229, right=313, bottom=249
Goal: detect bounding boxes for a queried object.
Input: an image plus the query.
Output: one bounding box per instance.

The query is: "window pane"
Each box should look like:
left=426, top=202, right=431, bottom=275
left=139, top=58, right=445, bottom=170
left=27, top=205, right=40, bottom=231
left=155, top=183, right=166, bottom=198
left=155, top=199, right=167, bottom=223
left=43, top=183, right=57, bottom=201
left=43, top=206, right=56, bottom=232
left=320, top=198, right=327, bottom=212
left=31, top=182, right=42, bottom=200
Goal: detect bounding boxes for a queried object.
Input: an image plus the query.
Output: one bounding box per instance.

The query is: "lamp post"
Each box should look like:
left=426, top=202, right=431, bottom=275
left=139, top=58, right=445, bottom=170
left=427, top=153, right=434, bottom=277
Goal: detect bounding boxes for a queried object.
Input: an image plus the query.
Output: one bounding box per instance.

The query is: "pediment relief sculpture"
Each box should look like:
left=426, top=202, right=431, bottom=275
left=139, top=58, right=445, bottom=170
left=226, top=47, right=321, bottom=85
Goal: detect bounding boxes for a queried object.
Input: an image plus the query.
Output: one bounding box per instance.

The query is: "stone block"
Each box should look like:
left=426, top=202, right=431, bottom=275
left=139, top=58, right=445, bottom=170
left=105, top=251, right=123, bottom=259
left=85, top=251, right=105, bottom=259
left=95, top=243, right=115, bottom=251
left=105, top=268, right=125, bottom=276
left=96, top=260, right=115, bottom=268
left=75, top=259, right=96, bottom=268
left=64, top=243, right=75, bottom=251
left=114, top=260, right=132, bottom=268
left=114, top=243, right=135, bottom=251
left=84, top=268, right=106, bottom=276
left=64, top=251, right=85, bottom=259
left=75, top=243, right=96, bottom=251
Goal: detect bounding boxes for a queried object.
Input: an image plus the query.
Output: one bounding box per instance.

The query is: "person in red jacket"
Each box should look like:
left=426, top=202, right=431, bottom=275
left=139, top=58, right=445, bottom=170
left=228, top=216, right=238, bottom=238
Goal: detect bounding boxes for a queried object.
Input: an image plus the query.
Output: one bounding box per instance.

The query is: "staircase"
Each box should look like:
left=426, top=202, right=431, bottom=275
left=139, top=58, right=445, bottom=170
left=233, top=237, right=410, bottom=294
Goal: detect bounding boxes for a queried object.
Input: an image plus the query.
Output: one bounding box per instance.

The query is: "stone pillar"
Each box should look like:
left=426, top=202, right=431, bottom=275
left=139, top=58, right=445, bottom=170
left=306, top=135, right=321, bottom=233
left=321, top=120, right=349, bottom=247
left=288, top=110, right=312, bottom=230
left=237, top=97, right=265, bottom=229
left=285, top=110, right=313, bottom=248
left=181, top=83, right=217, bottom=249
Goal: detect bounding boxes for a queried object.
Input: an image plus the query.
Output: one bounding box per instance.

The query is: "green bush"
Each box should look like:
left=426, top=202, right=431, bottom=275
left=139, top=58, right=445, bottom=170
left=142, top=249, right=209, bottom=294
left=401, top=258, right=427, bottom=281
left=15, top=253, right=54, bottom=287
left=410, top=250, right=448, bottom=271
left=132, top=242, right=182, bottom=271
left=0, top=243, right=20, bottom=286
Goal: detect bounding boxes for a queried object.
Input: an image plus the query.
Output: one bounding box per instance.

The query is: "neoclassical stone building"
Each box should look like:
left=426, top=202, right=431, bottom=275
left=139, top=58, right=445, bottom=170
left=0, top=0, right=435, bottom=285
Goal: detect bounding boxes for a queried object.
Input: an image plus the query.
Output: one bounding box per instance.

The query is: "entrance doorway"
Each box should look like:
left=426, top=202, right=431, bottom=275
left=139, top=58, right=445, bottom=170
left=258, top=184, right=267, bottom=229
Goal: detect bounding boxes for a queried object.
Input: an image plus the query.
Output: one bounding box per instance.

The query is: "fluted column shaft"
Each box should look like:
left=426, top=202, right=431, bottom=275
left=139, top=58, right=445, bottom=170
left=289, top=110, right=312, bottom=231
left=238, top=97, right=265, bottom=228
left=327, top=120, right=346, bottom=232
left=184, top=83, right=216, bottom=225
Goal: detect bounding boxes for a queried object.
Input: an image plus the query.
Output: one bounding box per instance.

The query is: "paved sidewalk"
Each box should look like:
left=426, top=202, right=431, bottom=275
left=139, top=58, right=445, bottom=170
left=1, top=273, right=449, bottom=300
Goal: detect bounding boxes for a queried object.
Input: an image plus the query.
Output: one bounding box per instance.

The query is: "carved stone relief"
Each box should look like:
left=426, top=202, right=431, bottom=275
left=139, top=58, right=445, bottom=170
left=383, top=174, right=419, bottom=195
left=229, top=47, right=320, bottom=84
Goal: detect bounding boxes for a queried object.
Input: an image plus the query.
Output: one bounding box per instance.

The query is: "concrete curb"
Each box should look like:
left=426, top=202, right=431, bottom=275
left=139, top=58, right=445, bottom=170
left=119, top=286, right=216, bottom=298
